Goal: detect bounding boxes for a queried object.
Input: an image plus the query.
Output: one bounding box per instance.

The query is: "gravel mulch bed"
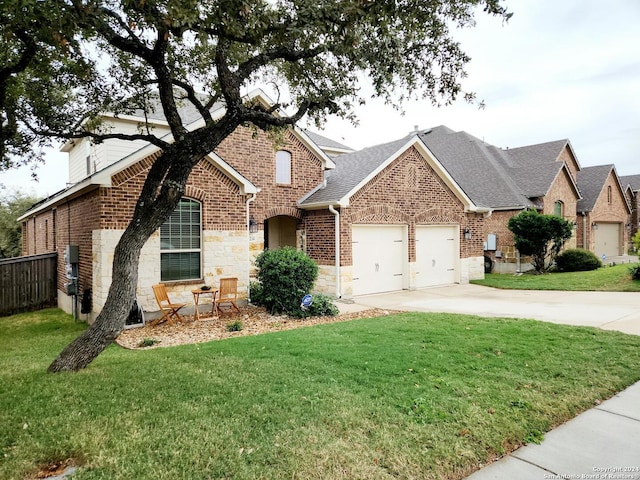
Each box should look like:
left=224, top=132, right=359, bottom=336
left=116, top=305, right=397, bottom=350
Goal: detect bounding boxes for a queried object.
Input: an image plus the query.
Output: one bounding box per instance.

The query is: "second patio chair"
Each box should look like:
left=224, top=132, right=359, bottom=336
left=150, top=283, right=186, bottom=326
left=214, top=277, right=241, bottom=315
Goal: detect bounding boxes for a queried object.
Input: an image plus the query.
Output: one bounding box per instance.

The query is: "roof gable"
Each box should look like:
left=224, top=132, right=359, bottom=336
left=299, top=134, right=481, bottom=211
left=620, top=174, right=640, bottom=192
left=577, top=164, right=631, bottom=214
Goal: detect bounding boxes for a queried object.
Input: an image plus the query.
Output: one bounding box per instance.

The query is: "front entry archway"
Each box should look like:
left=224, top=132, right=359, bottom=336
left=265, top=215, right=298, bottom=249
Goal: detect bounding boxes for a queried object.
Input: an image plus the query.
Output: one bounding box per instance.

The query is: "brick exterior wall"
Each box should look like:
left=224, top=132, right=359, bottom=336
left=22, top=189, right=101, bottom=315
left=20, top=125, right=329, bottom=319
left=577, top=171, right=632, bottom=255
left=306, top=147, right=486, bottom=296
left=627, top=189, right=639, bottom=251
left=557, top=145, right=580, bottom=179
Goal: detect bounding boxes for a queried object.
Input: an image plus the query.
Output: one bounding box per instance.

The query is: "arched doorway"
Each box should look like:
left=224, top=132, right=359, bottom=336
left=264, top=215, right=298, bottom=249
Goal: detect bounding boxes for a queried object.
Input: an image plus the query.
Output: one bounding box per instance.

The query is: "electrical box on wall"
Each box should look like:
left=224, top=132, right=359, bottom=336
left=65, top=245, right=79, bottom=264
left=485, top=234, right=497, bottom=251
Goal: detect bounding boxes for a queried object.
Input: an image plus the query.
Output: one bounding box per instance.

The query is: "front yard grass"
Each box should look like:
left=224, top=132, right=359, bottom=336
left=2, top=308, right=640, bottom=479
left=472, top=262, right=640, bottom=291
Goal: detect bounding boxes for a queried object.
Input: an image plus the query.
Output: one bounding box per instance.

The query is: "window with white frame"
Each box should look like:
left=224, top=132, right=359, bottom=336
left=160, top=198, right=201, bottom=281
left=275, top=150, right=292, bottom=185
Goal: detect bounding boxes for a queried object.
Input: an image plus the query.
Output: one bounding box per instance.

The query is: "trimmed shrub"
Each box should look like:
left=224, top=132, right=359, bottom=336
left=629, top=264, right=640, bottom=281
left=254, top=247, right=319, bottom=315
left=555, top=248, right=602, bottom=272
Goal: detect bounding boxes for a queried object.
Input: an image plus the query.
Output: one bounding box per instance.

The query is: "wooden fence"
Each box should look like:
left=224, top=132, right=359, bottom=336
left=0, top=253, right=58, bottom=317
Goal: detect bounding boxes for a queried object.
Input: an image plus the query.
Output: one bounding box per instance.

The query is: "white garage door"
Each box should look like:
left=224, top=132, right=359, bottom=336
left=352, top=225, right=406, bottom=296
left=415, top=225, right=458, bottom=288
left=594, top=223, right=621, bottom=258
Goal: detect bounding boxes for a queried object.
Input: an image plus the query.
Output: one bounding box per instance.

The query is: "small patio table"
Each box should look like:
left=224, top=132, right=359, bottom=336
left=191, top=288, right=218, bottom=321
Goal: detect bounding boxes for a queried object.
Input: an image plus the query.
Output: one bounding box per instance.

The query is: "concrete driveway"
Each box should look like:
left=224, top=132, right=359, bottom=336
left=353, top=284, right=640, bottom=335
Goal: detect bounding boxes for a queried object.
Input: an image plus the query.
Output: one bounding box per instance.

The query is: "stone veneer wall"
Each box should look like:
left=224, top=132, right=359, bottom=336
left=92, top=228, right=249, bottom=320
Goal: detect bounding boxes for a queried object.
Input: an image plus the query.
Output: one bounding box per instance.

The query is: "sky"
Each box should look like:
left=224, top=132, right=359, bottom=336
left=3, top=0, right=640, bottom=198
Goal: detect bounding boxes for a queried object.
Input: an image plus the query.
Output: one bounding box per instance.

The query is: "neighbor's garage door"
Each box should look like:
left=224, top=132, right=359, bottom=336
left=415, top=225, right=458, bottom=288
left=352, top=225, right=406, bottom=296
left=594, top=223, right=621, bottom=258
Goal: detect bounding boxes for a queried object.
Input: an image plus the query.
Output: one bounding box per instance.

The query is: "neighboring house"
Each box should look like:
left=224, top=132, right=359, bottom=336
left=577, top=166, right=632, bottom=258
left=620, top=174, right=640, bottom=247
left=18, top=93, right=487, bottom=320
left=416, top=127, right=581, bottom=273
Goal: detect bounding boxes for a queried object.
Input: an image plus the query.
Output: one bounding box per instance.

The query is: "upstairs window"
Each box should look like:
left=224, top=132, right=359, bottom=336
left=275, top=150, right=292, bottom=185
left=554, top=200, right=564, bottom=218
left=160, top=198, right=201, bottom=281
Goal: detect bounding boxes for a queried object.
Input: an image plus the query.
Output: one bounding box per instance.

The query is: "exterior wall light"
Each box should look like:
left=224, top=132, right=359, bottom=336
left=248, top=217, right=258, bottom=233
left=591, top=222, right=598, bottom=230
left=463, top=228, right=472, bottom=240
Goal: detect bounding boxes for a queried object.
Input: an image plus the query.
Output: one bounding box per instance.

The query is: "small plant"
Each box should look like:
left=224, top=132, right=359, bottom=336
left=226, top=320, right=243, bottom=332
left=293, top=293, right=340, bottom=319
left=555, top=248, right=602, bottom=272
left=629, top=264, right=640, bottom=281
left=137, top=338, right=160, bottom=348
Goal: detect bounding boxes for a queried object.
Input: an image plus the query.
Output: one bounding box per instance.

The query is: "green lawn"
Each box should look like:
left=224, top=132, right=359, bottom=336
left=472, top=262, right=640, bottom=291
left=2, top=309, right=640, bottom=480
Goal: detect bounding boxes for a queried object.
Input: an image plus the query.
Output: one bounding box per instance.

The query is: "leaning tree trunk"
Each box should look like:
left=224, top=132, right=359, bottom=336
left=48, top=227, right=147, bottom=372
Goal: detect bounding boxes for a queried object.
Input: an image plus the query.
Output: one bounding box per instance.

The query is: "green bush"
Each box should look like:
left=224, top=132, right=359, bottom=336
left=555, top=249, right=602, bottom=272
left=292, top=293, right=339, bottom=319
left=249, top=280, right=264, bottom=305
left=254, top=247, right=319, bottom=315
left=630, top=264, right=640, bottom=281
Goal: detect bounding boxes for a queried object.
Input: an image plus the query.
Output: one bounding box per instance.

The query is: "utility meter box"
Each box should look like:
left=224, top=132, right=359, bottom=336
left=65, top=245, right=79, bottom=264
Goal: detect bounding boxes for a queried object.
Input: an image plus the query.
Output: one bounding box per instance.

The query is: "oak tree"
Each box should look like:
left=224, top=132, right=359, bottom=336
left=0, top=0, right=510, bottom=371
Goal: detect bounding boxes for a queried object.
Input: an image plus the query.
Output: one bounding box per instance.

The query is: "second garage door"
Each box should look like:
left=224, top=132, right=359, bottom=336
left=352, top=225, right=406, bottom=296
left=415, top=225, right=459, bottom=288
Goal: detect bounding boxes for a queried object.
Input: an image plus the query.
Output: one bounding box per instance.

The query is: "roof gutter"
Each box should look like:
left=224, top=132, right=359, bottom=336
left=328, top=205, right=341, bottom=299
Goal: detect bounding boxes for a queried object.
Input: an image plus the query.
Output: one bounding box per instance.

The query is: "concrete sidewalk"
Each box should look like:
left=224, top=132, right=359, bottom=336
left=466, top=381, right=640, bottom=480
left=349, top=284, right=640, bottom=480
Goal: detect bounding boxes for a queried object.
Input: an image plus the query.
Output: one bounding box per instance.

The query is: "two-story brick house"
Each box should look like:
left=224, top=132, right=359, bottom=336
left=18, top=92, right=487, bottom=320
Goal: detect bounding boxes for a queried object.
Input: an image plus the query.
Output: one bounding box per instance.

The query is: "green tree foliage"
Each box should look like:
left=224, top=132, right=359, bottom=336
left=0, top=0, right=511, bottom=371
left=0, top=191, right=41, bottom=258
left=508, top=210, right=573, bottom=273
left=633, top=231, right=640, bottom=259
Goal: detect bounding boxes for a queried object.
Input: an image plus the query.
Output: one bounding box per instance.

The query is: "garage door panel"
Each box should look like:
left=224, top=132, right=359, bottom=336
left=415, top=225, right=458, bottom=288
left=594, top=223, right=620, bottom=258
left=352, top=226, right=405, bottom=296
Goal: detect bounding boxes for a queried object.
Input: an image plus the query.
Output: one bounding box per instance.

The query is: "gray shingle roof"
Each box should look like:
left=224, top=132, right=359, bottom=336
left=300, top=137, right=409, bottom=205
left=620, top=174, right=640, bottom=191
left=576, top=165, right=614, bottom=213
left=417, top=127, right=535, bottom=209
left=299, top=125, right=578, bottom=210
left=303, top=130, right=353, bottom=152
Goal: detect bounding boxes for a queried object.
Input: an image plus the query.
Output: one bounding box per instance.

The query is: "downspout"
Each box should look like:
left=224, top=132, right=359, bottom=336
left=328, top=205, right=341, bottom=299
left=582, top=212, right=587, bottom=251
left=246, top=192, right=258, bottom=302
